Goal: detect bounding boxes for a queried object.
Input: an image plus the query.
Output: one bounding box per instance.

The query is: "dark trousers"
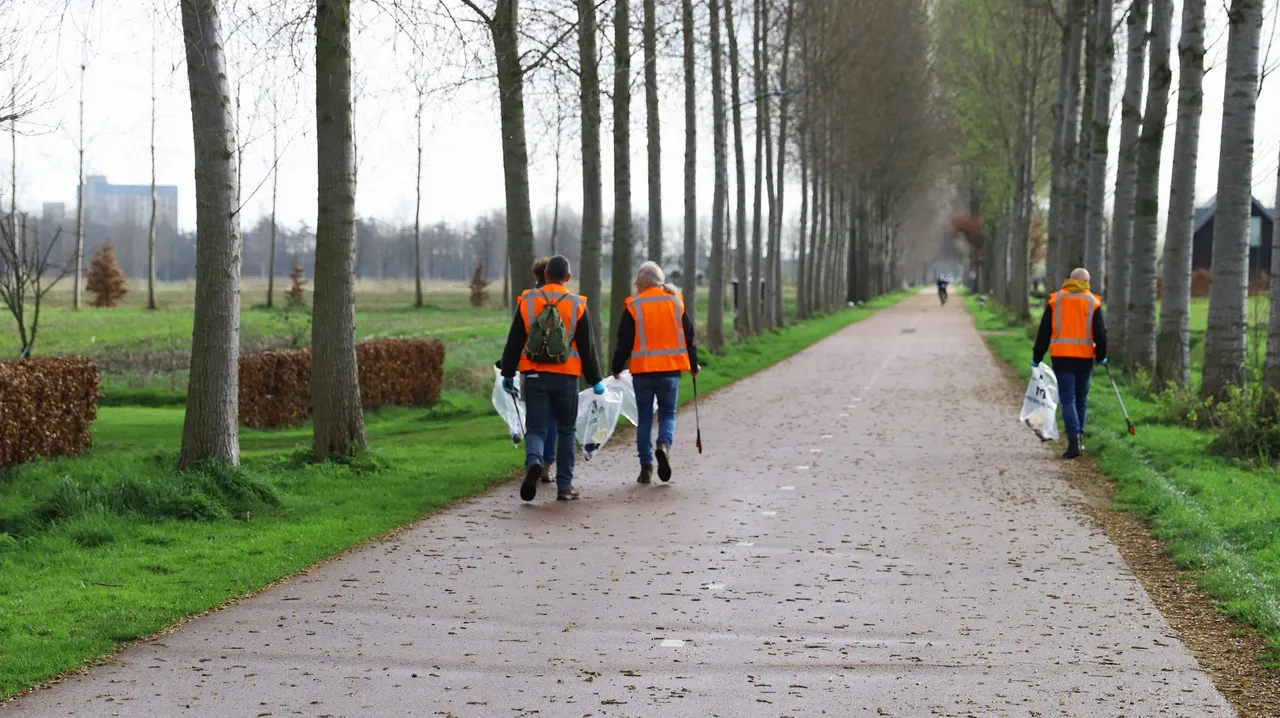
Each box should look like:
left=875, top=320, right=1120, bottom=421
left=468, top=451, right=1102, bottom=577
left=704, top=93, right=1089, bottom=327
left=523, top=372, right=579, bottom=491
left=1052, top=358, right=1093, bottom=438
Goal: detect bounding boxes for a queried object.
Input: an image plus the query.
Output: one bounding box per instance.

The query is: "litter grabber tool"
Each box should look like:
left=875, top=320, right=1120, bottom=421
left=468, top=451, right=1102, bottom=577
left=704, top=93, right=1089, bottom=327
left=1104, top=363, right=1136, bottom=436
left=508, top=384, right=524, bottom=444
left=693, top=375, right=703, bottom=454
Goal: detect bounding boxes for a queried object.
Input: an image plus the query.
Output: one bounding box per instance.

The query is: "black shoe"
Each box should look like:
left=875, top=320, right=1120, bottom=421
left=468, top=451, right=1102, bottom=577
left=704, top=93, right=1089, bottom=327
left=540, top=464, right=553, bottom=484
left=655, top=443, right=672, bottom=482
left=556, top=487, right=580, bottom=501
left=1063, top=435, right=1081, bottom=460
left=520, top=465, right=541, bottom=501
left=637, top=465, right=653, bottom=484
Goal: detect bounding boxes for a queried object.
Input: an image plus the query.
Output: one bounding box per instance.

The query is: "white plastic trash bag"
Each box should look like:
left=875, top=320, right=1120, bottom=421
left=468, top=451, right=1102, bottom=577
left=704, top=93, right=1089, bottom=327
left=576, top=383, right=626, bottom=461
left=1020, top=362, right=1059, bottom=442
left=608, top=371, right=641, bottom=426
left=491, top=367, right=527, bottom=445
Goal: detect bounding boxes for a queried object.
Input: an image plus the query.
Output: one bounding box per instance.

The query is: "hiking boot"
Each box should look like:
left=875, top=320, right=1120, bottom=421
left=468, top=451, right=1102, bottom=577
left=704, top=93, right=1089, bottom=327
left=655, top=443, right=672, bottom=482
left=556, top=486, right=581, bottom=501
left=637, top=464, right=653, bottom=484
left=1063, top=435, right=1081, bottom=460
left=540, top=464, right=554, bottom=484
left=520, top=464, right=541, bottom=501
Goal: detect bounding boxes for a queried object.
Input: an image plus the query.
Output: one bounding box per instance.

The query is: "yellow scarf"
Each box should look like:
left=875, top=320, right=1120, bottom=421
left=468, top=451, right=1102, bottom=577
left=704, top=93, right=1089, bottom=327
left=1061, top=279, right=1091, bottom=295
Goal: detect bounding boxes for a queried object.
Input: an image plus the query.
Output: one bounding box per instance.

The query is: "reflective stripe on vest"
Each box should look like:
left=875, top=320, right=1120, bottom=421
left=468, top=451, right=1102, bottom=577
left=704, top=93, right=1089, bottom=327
left=1049, top=292, right=1098, bottom=358
left=632, top=294, right=687, bottom=359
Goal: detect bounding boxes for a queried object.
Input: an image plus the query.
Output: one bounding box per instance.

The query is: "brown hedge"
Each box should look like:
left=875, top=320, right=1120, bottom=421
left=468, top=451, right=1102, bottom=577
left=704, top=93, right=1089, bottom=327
left=239, top=338, right=446, bottom=429
left=0, top=357, right=100, bottom=468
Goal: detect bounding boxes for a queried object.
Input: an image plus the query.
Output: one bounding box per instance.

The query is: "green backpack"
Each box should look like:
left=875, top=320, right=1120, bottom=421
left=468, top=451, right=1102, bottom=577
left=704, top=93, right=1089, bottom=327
left=526, top=290, right=573, bottom=364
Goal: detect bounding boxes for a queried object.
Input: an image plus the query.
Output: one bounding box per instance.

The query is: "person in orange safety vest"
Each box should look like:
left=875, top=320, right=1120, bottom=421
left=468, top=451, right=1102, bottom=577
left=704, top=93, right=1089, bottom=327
left=500, top=255, right=605, bottom=503
left=610, top=261, right=700, bottom=485
left=1032, top=267, right=1108, bottom=460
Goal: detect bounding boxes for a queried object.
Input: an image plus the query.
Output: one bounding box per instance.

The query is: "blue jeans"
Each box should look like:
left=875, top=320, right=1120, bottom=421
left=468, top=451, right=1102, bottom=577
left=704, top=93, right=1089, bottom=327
left=633, top=373, right=680, bottom=465
left=543, top=415, right=557, bottom=465
left=1054, top=362, right=1092, bottom=438
left=523, top=372, right=579, bottom=491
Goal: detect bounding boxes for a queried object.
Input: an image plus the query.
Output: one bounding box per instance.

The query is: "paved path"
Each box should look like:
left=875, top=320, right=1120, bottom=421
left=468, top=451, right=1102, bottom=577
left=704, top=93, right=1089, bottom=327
left=7, top=292, right=1233, bottom=717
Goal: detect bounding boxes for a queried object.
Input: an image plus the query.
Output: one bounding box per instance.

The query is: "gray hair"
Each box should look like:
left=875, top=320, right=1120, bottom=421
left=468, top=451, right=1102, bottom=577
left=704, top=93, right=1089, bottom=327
left=637, top=261, right=677, bottom=295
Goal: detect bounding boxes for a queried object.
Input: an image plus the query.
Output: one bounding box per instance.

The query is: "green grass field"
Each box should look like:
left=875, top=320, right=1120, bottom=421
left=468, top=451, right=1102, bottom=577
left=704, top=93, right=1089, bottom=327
left=967, top=291, right=1280, bottom=663
left=0, top=279, right=911, bottom=700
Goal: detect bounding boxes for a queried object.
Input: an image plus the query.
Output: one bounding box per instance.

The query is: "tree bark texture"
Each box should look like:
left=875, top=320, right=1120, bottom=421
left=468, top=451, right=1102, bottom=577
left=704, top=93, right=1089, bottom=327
left=772, top=0, right=795, bottom=327
left=1049, top=0, right=1086, bottom=282
left=179, top=0, right=241, bottom=468
left=1107, top=0, right=1148, bottom=367
left=643, top=0, right=662, bottom=263
left=725, top=0, right=749, bottom=335
left=611, top=0, right=634, bottom=345
left=1155, top=0, right=1206, bottom=388
left=579, top=0, right=606, bottom=362
left=707, top=0, right=728, bottom=352
left=491, top=0, right=536, bottom=310
left=1126, top=0, right=1171, bottom=372
left=1070, top=0, right=1095, bottom=288
left=1082, top=0, right=1113, bottom=297
left=1202, top=0, right=1264, bottom=400
left=312, top=0, right=367, bottom=461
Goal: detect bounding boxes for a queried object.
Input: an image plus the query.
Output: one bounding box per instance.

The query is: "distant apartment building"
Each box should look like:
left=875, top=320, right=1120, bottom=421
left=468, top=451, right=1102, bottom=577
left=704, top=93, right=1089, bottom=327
left=78, top=175, right=179, bottom=229
left=42, top=202, right=66, bottom=224
left=76, top=175, right=180, bottom=277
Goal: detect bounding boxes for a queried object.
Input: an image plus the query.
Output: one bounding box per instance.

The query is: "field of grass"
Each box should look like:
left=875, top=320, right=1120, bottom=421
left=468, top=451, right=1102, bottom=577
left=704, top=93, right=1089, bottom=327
left=0, top=282, right=911, bottom=700
left=966, top=291, right=1280, bottom=663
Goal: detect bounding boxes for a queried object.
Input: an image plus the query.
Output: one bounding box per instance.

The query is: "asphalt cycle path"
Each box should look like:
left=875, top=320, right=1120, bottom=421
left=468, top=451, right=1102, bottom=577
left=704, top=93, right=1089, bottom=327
left=5, top=291, right=1233, bottom=717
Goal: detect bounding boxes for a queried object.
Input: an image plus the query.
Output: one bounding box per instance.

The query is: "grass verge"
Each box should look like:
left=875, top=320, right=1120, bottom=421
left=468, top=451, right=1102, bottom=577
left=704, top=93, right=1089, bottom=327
left=964, top=292, right=1280, bottom=663
left=0, top=289, right=910, bottom=700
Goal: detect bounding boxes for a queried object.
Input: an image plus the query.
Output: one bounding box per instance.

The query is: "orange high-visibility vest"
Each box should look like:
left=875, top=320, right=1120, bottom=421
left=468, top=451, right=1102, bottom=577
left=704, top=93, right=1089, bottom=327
left=624, top=287, right=692, bottom=374
left=1048, top=290, right=1101, bottom=359
left=517, top=283, right=587, bottom=376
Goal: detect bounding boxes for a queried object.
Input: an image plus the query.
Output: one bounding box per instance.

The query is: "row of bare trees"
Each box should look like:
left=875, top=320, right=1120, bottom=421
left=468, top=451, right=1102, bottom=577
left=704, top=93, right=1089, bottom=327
left=944, top=0, right=1280, bottom=405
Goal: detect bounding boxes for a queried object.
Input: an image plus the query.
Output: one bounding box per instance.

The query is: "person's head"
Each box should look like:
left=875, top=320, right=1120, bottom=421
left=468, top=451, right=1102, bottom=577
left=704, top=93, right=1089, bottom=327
left=531, top=256, right=550, bottom=286
left=636, top=261, right=677, bottom=295
left=1070, top=267, right=1090, bottom=283
left=545, top=255, right=572, bottom=284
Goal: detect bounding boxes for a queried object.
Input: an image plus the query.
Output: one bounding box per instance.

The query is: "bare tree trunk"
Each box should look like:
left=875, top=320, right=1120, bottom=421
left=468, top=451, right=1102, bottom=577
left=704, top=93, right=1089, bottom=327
left=1126, top=0, right=1171, bottom=372
left=725, top=0, right=749, bottom=335
left=643, top=0, right=662, bottom=262
left=1108, top=0, right=1148, bottom=368
left=1082, top=0, right=1113, bottom=298
left=580, top=0, right=606, bottom=362
left=760, top=0, right=777, bottom=330
left=147, top=30, right=158, bottom=311
left=707, top=0, right=728, bottom=352
left=484, top=0, right=536, bottom=309
left=796, top=117, right=808, bottom=320
left=1156, top=0, right=1206, bottom=388
left=1048, top=0, right=1085, bottom=284
left=550, top=110, right=562, bottom=254
left=771, top=0, right=795, bottom=327
left=414, top=88, right=425, bottom=308
left=267, top=98, right=279, bottom=308
left=1268, top=149, right=1280, bottom=396
left=1202, top=0, right=1265, bottom=400
left=610, top=0, right=634, bottom=344
left=748, top=0, right=765, bottom=334
left=1070, top=0, right=1095, bottom=288
left=74, top=58, right=86, bottom=310
left=312, top=0, right=367, bottom=461
left=179, top=0, right=241, bottom=468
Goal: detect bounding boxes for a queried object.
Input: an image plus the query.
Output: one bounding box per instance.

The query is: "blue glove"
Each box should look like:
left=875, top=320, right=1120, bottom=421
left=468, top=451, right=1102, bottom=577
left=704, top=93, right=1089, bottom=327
left=1098, top=358, right=1108, bottom=366
left=502, top=377, right=516, bottom=394
left=593, top=382, right=606, bottom=395
left=1030, top=360, right=1037, bottom=368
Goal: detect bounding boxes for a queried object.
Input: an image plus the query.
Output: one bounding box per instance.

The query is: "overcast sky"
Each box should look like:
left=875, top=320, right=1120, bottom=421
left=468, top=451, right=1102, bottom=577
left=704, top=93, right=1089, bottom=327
left=4, top=0, right=1280, bottom=244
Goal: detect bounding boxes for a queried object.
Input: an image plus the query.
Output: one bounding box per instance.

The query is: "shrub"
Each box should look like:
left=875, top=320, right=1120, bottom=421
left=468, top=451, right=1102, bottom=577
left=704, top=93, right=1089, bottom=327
left=1190, top=268, right=1211, bottom=298
left=1206, top=385, right=1280, bottom=462
left=0, top=357, right=100, bottom=468
left=469, top=263, right=489, bottom=307
left=238, top=338, right=446, bottom=429
left=287, top=263, right=308, bottom=308
left=85, top=243, right=129, bottom=307
left=1152, top=381, right=1215, bottom=429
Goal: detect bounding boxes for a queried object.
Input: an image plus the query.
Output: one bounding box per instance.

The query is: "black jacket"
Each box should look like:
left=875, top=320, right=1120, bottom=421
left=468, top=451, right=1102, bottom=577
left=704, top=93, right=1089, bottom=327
left=1032, top=301, right=1107, bottom=368
left=610, top=307, right=699, bottom=377
left=499, top=296, right=604, bottom=386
